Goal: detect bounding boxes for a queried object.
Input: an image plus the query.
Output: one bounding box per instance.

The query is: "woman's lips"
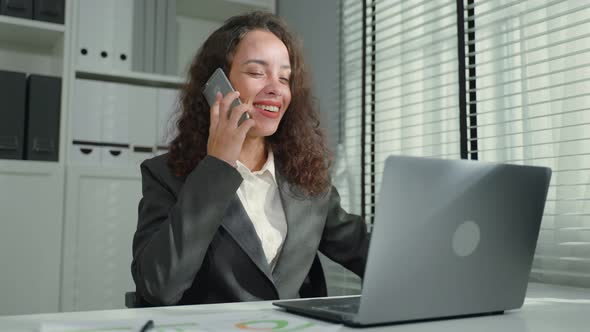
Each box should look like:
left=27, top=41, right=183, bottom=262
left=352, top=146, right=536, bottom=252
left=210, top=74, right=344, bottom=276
left=253, top=101, right=281, bottom=119
left=254, top=106, right=281, bottom=119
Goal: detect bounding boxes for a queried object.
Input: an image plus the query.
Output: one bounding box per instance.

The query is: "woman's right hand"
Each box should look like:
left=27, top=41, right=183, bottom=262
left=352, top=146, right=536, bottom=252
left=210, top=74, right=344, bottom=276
left=207, top=91, right=256, bottom=167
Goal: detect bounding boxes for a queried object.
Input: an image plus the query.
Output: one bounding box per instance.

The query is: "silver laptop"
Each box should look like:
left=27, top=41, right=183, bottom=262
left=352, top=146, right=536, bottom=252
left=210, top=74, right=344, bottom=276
left=273, top=155, right=552, bottom=327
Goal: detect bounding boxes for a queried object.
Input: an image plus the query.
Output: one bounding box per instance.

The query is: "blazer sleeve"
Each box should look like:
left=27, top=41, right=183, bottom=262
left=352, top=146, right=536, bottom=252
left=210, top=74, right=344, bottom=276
left=318, top=186, right=370, bottom=277
left=131, top=155, right=243, bottom=305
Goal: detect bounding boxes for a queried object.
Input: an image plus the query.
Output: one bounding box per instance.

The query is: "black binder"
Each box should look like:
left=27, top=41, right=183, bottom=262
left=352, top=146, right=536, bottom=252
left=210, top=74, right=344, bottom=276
left=0, top=0, right=33, bottom=19
left=0, top=70, right=27, bottom=160
left=25, top=74, right=61, bottom=161
left=33, top=0, right=64, bottom=24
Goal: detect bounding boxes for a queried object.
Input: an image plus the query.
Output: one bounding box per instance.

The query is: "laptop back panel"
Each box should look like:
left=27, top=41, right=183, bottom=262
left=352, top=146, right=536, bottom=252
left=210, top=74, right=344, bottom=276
left=356, top=156, right=551, bottom=325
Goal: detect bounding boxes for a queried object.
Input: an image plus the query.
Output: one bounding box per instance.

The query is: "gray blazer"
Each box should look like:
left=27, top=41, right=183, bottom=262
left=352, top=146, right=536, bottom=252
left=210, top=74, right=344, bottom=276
left=132, top=154, right=369, bottom=306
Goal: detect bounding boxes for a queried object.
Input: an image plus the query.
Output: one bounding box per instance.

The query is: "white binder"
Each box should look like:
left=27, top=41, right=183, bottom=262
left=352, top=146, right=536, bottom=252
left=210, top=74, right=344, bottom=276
left=144, top=0, right=156, bottom=73
left=76, top=0, right=115, bottom=70
left=156, top=88, right=179, bottom=148
left=165, top=0, right=178, bottom=76
left=69, top=79, right=103, bottom=164
left=101, top=82, right=130, bottom=166
left=112, top=0, right=134, bottom=72
left=102, top=82, right=130, bottom=145
left=132, top=0, right=145, bottom=72
left=154, top=0, right=167, bottom=74
left=128, top=85, right=157, bottom=165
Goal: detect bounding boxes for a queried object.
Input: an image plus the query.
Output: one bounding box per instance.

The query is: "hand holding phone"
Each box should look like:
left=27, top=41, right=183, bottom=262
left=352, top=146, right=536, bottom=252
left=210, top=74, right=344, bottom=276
left=203, top=68, right=255, bottom=167
left=203, top=68, right=250, bottom=126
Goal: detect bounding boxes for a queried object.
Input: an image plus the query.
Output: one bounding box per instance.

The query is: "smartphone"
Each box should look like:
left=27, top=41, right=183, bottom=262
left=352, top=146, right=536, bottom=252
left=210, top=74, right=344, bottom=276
left=202, top=67, right=250, bottom=125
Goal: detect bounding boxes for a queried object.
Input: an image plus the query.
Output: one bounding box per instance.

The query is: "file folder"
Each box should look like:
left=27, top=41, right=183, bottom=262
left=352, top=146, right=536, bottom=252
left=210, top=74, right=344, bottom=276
left=156, top=88, right=178, bottom=148
left=164, top=0, right=178, bottom=76
left=128, top=85, right=157, bottom=165
left=33, top=0, right=64, bottom=24
left=76, top=0, right=113, bottom=70
left=100, top=143, right=130, bottom=166
left=101, top=82, right=130, bottom=166
left=0, top=70, right=27, bottom=160
left=131, top=0, right=145, bottom=72
left=0, top=0, right=33, bottom=19
left=154, top=0, right=167, bottom=74
left=69, top=78, right=102, bottom=164
left=112, top=0, right=133, bottom=72
left=143, top=0, right=156, bottom=73
left=25, top=74, right=61, bottom=161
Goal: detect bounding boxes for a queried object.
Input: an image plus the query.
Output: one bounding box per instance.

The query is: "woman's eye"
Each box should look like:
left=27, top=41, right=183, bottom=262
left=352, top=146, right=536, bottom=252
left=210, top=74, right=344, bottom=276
left=280, top=77, right=290, bottom=83
left=248, top=72, right=263, bottom=77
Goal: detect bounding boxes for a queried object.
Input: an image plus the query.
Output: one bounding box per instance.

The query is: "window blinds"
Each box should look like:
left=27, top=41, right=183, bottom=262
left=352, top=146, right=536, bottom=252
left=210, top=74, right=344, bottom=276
left=337, top=0, right=461, bottom=226
left=464, top=0, right=590, bottom=287
left=332, top=0, right=589, bottom=293
left=329, top=0, right=462, bottom=295
left=369, top=0, right=461, bottom=222
left=322, top=0, right=363, bottom=296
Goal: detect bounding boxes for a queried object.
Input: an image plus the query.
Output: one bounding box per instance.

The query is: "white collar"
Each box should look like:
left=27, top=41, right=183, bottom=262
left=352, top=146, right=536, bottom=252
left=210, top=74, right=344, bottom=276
left=236, top=149, right=276, bottom=182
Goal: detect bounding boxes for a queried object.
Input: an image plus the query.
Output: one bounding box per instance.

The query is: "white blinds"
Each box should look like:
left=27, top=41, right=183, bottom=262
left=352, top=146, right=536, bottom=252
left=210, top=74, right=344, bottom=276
left=369, top=0, right=461, bottom=220
left=322, top=0, right=363, bottom=296
left=337, top=0, right=461, bottom=225
left=328, top=0, right=461, bottom=295
left=338, top=0, right=364, bottom=219
left=332, top=0, right=590, bottom=292
left=465, top=0, right=590, bottom=287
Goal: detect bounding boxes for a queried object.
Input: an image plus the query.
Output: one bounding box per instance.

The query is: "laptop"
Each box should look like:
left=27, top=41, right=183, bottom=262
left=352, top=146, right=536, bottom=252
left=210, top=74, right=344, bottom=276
left=273, top=155, right=552, bottom=327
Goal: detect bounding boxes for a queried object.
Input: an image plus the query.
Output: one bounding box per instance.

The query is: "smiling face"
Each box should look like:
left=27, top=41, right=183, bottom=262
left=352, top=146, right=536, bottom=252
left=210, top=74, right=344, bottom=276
left=229, top=29, right=292, bottom=138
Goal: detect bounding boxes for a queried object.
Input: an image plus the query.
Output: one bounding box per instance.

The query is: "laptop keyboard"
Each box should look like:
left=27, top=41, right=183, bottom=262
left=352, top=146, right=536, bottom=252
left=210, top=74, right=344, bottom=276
left=311, top=296, right=360, bottom=314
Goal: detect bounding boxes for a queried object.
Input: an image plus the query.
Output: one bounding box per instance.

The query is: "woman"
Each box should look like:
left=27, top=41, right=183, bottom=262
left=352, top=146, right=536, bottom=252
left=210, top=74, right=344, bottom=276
left=131, top=11, right=368, bottom=306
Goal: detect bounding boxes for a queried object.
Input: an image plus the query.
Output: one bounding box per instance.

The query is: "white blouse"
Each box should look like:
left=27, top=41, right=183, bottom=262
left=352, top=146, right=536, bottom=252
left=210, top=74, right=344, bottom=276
left=235, top=150, right=288, bottom=270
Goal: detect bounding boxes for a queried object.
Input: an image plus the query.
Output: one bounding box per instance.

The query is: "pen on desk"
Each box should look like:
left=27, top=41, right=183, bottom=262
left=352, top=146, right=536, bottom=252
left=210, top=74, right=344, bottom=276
left=139, top=319, right=154, bottom=332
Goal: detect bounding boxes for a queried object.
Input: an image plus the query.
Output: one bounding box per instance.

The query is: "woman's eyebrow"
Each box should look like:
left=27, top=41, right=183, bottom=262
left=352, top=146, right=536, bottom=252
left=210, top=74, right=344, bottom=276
left=242, top=59, right=291, bottom=70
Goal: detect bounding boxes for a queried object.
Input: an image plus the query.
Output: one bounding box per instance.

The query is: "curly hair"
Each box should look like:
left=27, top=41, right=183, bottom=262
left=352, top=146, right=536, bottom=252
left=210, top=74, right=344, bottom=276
left=168, top=11, right=332, bottom=196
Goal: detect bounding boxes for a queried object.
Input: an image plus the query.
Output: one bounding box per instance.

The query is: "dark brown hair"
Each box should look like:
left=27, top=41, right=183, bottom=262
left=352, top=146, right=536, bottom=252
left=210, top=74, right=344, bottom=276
left=168, top=11, right=331, bottom=195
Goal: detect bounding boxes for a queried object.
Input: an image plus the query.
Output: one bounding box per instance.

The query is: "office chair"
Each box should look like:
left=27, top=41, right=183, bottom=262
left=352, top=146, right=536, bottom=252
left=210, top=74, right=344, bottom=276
left=125, top=291, right=139, bottom=308
left=125, top=291, right=154, bottom=308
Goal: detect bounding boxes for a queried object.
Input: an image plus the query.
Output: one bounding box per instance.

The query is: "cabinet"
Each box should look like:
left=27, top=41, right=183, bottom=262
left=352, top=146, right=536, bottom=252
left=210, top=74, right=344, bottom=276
left=1, top=0, right=275, bottom=315
left=0, top=162, right=64, bottom=315
left=61, top=166, right=141, bottom=312
left=0, top=2, right=70, bottom=315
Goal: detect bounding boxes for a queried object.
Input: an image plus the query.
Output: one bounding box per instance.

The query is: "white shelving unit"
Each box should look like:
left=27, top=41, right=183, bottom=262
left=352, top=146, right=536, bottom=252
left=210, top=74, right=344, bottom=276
left=61, top=165, right=142, bottom=312
left=0, top=15, right=65, bottom=48
left=0, top=14, right=67, bottom=76
left=0, top=1, right=71, bottom=316
left=1, top=0, right=276, bottom=315
left=0, top=161, right=65, bottom=315
left=75, top=67, right=184, bottom=88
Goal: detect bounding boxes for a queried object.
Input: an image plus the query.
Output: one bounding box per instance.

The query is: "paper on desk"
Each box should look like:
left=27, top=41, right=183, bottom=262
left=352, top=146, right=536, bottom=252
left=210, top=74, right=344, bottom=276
left=39, top=316, right=200, bottom=332
left=40, top=310, right=344, bottom=332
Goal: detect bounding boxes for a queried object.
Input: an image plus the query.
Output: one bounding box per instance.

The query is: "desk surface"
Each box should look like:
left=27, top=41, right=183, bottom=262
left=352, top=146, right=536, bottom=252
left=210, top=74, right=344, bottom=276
left=0, top=283, right=588, bottom=331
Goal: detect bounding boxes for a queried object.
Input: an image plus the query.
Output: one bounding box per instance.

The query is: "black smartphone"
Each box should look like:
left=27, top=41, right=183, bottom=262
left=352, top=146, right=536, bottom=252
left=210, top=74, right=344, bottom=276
left=202, top=68, right=250, bottom=125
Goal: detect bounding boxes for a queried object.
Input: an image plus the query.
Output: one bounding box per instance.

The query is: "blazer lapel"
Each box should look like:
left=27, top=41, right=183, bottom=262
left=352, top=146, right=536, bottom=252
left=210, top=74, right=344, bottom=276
left=220, top=194, right=274, bottom=282
left=272, top=172, right=324, bottom=298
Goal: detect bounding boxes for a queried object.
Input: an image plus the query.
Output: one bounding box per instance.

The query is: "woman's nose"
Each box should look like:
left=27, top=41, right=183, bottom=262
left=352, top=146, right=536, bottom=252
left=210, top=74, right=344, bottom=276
left=262, top=77, right=282, bottom=96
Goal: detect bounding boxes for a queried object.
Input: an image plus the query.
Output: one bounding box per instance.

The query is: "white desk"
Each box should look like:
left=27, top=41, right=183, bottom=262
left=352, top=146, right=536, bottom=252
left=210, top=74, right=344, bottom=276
left=0, top=283, right=588, bottom=331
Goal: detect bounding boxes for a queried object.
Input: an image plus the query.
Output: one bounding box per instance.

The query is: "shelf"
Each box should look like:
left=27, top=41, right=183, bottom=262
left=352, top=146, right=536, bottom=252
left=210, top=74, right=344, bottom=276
left=177, top=0, right=274, bottom=21
left=75, top=68, right=184, bottom=88
left=226, top=0, right=275, bottom=8
left=0, top=15, right=65, bottom=49
left=0, top=159, right=63, bottom=175
left=66, top=164, right=142, bottom=179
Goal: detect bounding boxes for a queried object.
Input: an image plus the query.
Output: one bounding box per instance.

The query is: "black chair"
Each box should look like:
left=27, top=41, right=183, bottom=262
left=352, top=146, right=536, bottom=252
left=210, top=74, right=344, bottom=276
left=125, top=291, right=142, bottom=308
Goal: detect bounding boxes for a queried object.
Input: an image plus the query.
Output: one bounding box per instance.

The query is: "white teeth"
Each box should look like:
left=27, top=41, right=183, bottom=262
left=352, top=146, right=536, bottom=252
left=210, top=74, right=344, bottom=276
left=254, top=104, right=279, bottom=112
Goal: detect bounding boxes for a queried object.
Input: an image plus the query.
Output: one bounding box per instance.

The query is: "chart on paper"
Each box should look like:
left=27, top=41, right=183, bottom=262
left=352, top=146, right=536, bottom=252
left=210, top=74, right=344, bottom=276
left=40, top=311, right=343, bottom=332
